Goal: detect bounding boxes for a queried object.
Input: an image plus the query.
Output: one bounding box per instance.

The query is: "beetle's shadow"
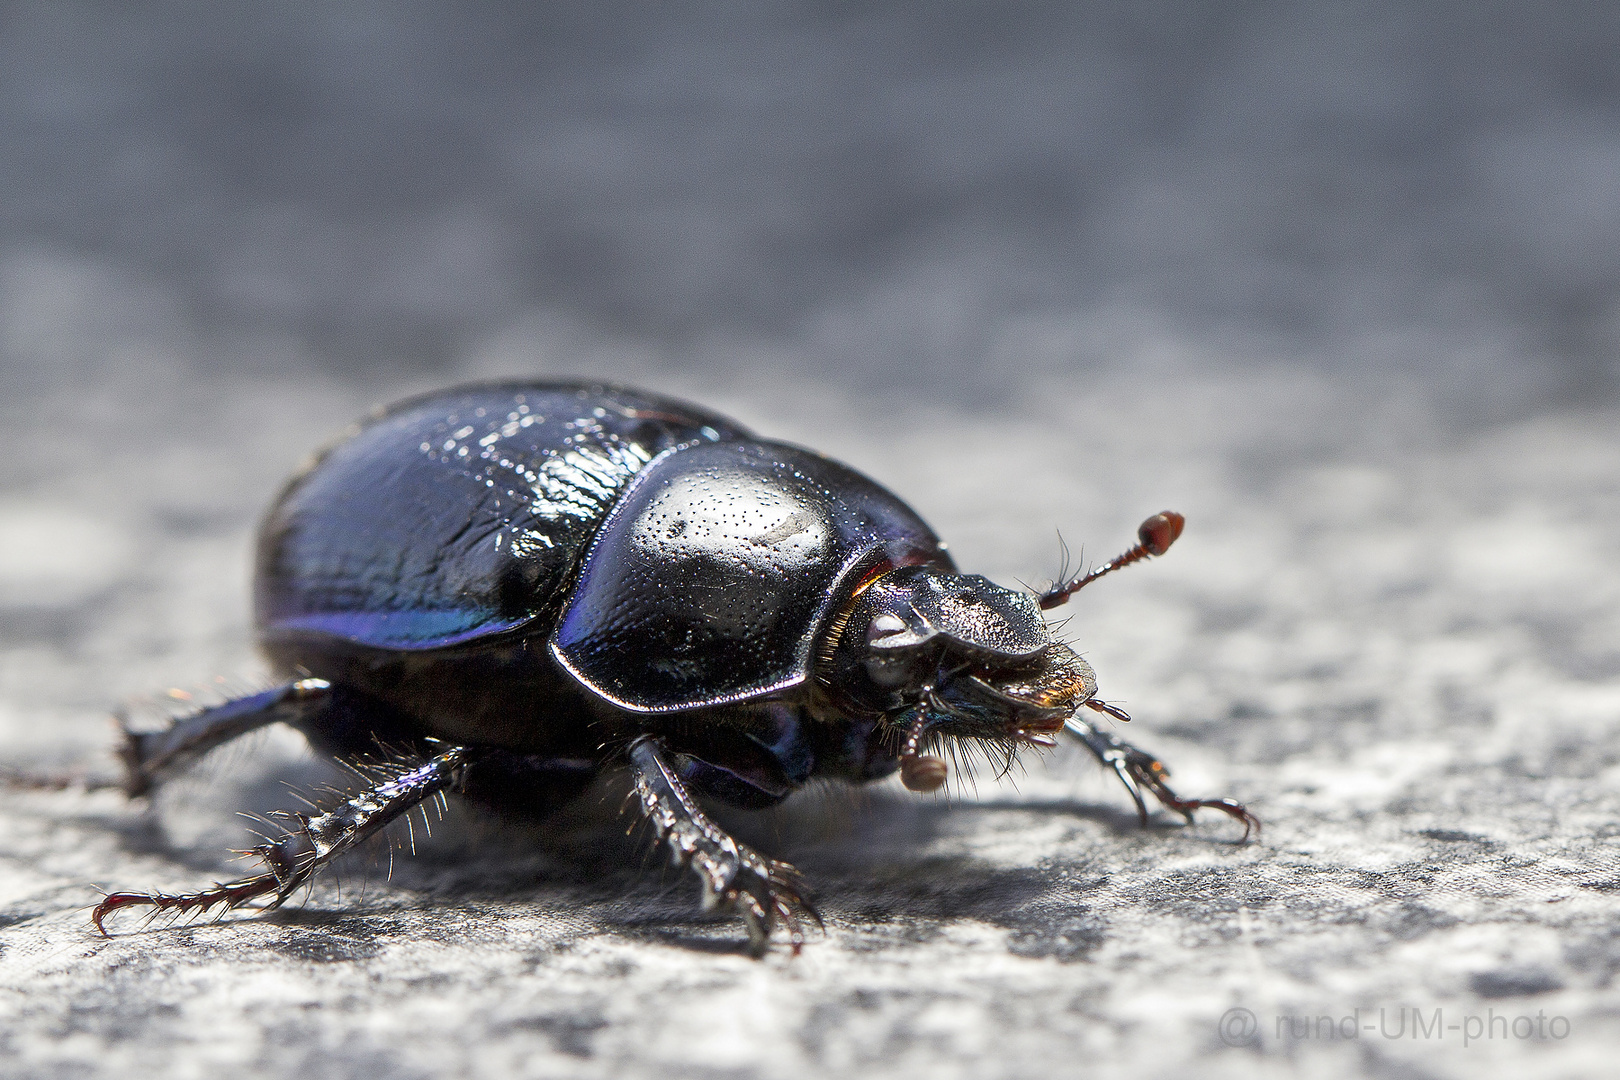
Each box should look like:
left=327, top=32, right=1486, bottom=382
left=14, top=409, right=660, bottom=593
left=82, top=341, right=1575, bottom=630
left=84, top=760, right=1240, bottom=956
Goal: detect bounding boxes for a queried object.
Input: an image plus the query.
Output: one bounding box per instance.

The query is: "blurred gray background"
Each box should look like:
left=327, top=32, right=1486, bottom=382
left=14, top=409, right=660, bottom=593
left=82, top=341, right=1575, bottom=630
left=6, top=1, right=1620, bottom=405
left=3, top=5, right=1619, bottom=1080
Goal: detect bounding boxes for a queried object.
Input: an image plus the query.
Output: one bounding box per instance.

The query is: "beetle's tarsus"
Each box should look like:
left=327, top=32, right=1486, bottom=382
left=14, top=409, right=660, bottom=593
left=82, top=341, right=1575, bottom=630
left=1119, top=746, right=1259, bottom=841
left=1105, top=752, right=1152, bottom=825
left=92, top=745, right=475, bottom=936
left=626, top=735, right=818, bottom=957
left=92, top=873, right=289, bottom=936
left=1063, top=713, right=1258, bottom=840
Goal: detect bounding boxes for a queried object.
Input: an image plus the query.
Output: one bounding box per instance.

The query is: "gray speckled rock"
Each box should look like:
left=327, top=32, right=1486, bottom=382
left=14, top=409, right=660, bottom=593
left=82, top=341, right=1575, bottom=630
left=4, top=361, right=1618, bottom=1080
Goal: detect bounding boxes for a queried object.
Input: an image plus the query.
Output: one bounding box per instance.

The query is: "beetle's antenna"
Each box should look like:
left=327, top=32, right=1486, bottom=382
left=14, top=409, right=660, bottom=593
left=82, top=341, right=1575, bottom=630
left=1037, top=512, right=1184, bottom=611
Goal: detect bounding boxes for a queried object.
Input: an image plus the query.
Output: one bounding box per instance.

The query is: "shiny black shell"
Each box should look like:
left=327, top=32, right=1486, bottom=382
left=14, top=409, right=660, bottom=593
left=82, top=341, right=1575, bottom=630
left=254, top=382, right=950, bottom=749
left=257, top=383, right=748, bottom=651
left=552, top=437, right=952, bottom=711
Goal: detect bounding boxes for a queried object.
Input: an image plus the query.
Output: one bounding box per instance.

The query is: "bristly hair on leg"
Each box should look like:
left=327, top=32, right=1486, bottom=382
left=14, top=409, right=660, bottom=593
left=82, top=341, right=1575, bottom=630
left=93, top=746, right=477, bottom=935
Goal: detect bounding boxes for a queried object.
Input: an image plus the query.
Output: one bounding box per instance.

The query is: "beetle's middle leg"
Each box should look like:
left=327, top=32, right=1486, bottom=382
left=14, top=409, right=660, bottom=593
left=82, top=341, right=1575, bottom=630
left=93, top=745, right=477, bottom=934
left=625, top=735, right=818, bottom=956
left=1063, top=706, right=1258, bottom=840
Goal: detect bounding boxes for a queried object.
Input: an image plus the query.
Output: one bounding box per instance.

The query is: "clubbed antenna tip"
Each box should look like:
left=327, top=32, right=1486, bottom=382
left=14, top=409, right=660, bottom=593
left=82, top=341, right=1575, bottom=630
left=1038, top=511, right=1185, bottom=611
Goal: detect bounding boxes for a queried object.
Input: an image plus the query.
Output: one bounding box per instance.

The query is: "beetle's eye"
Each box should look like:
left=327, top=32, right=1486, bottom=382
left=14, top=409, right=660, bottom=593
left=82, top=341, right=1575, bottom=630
left=867, top=613, right=909, bottom=643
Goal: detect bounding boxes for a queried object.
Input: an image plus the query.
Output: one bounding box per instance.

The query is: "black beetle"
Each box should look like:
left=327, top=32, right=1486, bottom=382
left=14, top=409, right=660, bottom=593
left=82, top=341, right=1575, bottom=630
left=94, top=381, right=1255, bottom=953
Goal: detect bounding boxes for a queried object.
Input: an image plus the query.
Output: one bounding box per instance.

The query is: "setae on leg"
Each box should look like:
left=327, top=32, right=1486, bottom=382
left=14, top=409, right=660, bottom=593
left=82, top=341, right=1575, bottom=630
left=1064, top=705, right=1258, bottom=840
left=626, top=735, right=818, bottom=956
left=93, top=744, right=476, bottom=934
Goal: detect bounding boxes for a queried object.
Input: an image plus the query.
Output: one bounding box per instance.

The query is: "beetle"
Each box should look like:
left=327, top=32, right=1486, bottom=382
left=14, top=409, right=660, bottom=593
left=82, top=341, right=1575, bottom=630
left=93, top=380, right=1255, bottom=953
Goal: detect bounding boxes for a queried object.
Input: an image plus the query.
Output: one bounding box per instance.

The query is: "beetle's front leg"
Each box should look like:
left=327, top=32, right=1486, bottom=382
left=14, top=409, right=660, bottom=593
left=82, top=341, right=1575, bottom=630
left=625, top=735, right=818, bottom=956
left=1063, top=708, right=1258, bottom=840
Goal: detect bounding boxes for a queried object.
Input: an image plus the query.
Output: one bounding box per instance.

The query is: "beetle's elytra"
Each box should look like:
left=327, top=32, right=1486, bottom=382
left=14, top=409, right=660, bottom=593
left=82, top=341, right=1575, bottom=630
left=94, top=381, right=1255, bottom=953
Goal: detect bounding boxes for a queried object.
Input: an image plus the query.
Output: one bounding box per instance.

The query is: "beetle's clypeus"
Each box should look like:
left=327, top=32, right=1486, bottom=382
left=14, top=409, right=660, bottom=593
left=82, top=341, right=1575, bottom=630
left=94, top=381, right=1255, bottom=953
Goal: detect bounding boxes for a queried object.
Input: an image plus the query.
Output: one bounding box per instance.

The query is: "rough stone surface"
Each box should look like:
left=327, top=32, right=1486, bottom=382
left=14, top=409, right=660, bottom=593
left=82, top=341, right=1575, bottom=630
left=5, top=368, right=1617, bottom=1080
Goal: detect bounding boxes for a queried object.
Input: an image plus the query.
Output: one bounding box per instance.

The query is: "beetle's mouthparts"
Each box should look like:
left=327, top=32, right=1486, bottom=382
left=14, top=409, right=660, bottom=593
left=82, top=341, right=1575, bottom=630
left=984, top=644, right=1095, bottom=715
left=895, top=700, right=1068, bottom=796
left=898, top=710, right=948, bottom=793
left=896, top=643, right=1101, bottom=794
left=1009, top=722, right=1063, bottom=747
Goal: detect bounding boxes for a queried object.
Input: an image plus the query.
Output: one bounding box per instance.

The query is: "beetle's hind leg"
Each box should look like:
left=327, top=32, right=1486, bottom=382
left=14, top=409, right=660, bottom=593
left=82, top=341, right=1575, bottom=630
left=93, top=745, right=477, bottom=934
left=2, top=678, right=337, bottom=795
left=119, top=678, right=338, bottom=797
left=1063, top=706, right=1258, bottom=840
left=625, top=736, right=819, bottom=957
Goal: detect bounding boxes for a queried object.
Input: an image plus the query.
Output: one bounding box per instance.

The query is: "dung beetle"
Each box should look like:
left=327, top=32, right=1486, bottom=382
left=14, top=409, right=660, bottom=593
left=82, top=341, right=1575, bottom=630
left=94, top=381, right=1255, bottom=953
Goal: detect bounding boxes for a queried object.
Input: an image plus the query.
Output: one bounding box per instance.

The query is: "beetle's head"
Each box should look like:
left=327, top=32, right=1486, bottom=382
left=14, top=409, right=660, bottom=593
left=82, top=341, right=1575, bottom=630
left=819, top=512, right=1186, bottom=793
left=821, top=565, right=1095, bottom=789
